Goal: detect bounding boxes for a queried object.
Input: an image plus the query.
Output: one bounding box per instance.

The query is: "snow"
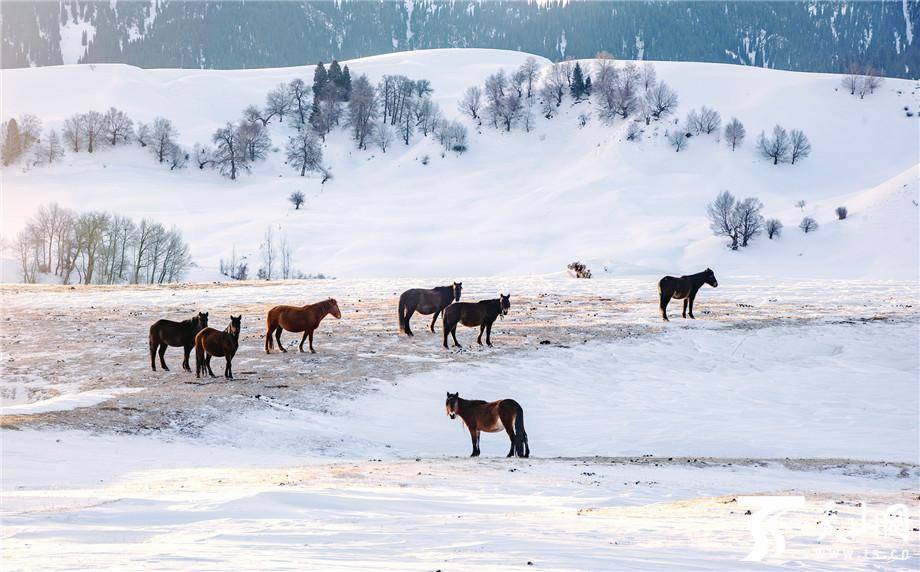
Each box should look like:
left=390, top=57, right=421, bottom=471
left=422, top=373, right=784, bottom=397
left=1, top=49, right=917, bottom=281
left=0, top=387, right=144, bottom=414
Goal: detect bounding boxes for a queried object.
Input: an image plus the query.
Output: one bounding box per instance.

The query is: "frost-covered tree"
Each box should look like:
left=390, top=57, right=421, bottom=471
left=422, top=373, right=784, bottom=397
left=724, top=117, right=745, bottom=150
left=458, top=86, right=482, bottom=121
left=788, top=129, right=811, bottom=164
left=212, top=122, right=249, bottom=180
left=17, top=114, right=42, bottom=155
left=543, top=63, right=567, bottom=109
left=373, top=122, right=395, bottom=152
left=484, top=70, right=509, bottom=128
left=265, top=82, right=291, bottom=123
left=103, top=107, right=134, bottom=146
left=640, top=62, right=657, bottom=92
left=707, top=191, right=738, bottom=248
left=518, top=57, right=540, bottom=98
left=757, top=125, right=790, bottom=165
left=243, top=105, right=272, bottom=127
left=765, top=218, right=783, bottom=239
left=135, top=122, right=150, bottom=148
left=436, top=119, right=468, bottom=153
left=698, top=106, right=721, bottom=134
left=167, top=144, right=187, bottom=170
left=63, top=114, right=85, bottom=153
left=415, top=97, right=442, bottom=137
left=288, top=78, right=310, bottom=125
left=289, top=190, right=305, bottom=210
left=668, top=129, right=688, bottom=152
left=626, top=122, right=643, bottom=141
left=35, top=129, right=64, bottom=165
left=193, top=144, right=215, bottom=170
left=150, top=117, right=178, bottom=163
left=733, top=197, right=764, bottom=247
left=799, top=216, right=818, bottom=233
left=82, top=111, right=104, bottom=153
left=239, top=119, right=271, bottom=162
left=286, top=128, right=323, bottom=176
left=347, top=74, right=377, bottom=149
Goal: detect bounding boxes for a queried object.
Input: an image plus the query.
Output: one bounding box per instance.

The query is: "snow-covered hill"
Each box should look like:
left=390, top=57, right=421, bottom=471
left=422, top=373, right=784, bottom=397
left=1, top=49, right=918, bottom=281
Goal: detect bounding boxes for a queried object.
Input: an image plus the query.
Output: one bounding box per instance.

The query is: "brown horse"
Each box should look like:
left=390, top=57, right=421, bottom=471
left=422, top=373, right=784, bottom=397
left=149, top=312, right=208, bottom=372
left=195, top=315, right=241, bottom=379
left=657, top=268, right=718, bottom=321
left=445, top=392, right=529, bottom=457
left=398, top=282, right=462, bottom=336
left=442, top=294, right=510, bottom=349
left=265, top=298, right=341, bottom=354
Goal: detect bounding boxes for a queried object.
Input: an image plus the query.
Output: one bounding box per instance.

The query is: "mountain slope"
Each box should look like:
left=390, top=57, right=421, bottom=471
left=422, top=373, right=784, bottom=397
left=1, top=49, right=917, bottom=281
left=2, top=1, right=918, bottom=78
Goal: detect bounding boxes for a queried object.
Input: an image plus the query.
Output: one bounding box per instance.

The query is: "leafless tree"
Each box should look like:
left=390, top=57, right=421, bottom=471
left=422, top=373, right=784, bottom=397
left=150, top=117, right=178, bottom=163
left=260, top=225, right=275, bottom=280
left=63, top=114, right=85, bottom=152
left=278, top=232, right=293, bottom=279
left=668, top=129, right=688, bottom=152
left=167, top=144, right=187, bottom=170
left=788, top=129, right=811, bottom=164
left=518, top=57, right=540, bottom=98
left=757, top=125, right=790, bottom=165
left=645, top=82, right=679, bottom=120
left=373, top=122, right=395, bottom=152
left=265, top=82, right=291, bottom=123
left=414, top=97, right=441, bottom=136
left=289, top=191, right=305, bottom=210
left=707, top=191, right=738, bottom=249
left=841, top=63, right=862, bottom=95
left=194, top=144, right=216, bottom=169
left=458, top=86, right=482, bottom=121
left=733, top=197, right=764, bottom=247
left=212, top=122, right=249, bottom=180
left=724, top=117, right=745, bottom=150
left=698, top=106, right=721, bottom=134
left=626, top=122, right=642, bottom=141
left=103, top=107, right=134, bottom=146
left=239, top=119, right=271, bottom=162
left=799, top=217, right=818, bottom=233
left=288, top=78, right=310, bottom=125
left=347, top=74, right=377, bottom=149
left=83, top=111, right=105, bottom=153
left=543, top=63, right=567, bottom=108
left=286, top=128, right=324, bottom=176
left=135, top=122, right=150, bottom=147
left=34, top=129, right=65, bottom=165
left=244, top=104, right=273, bottom=127
left=764, top=218, right=782, bottom=239
left=640, top=62, right=657, bottom=91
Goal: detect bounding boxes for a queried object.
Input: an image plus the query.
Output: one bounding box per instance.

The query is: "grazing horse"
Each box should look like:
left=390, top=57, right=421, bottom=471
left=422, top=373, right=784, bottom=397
left=265, top=298, right=342, bottom=354
left=445, top=392, right=529, bottom=457
left=149, top=312, right=208, bottom=372
left=398, top=282, right=462, bottom=336
left=657, top=268, right=718, bottom=321
left=442, top=294, right=510, bottom=349
left=195, top=315, right=241, bottom=379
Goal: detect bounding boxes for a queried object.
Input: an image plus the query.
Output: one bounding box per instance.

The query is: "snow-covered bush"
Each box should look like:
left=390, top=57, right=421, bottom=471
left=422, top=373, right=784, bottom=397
left=765, top=218, right=783, bottom=239
left=835, top=206, right=848, bottom=220
left=567, top=261, right=592, bottom=278
left=799, top=217, right=819, bottom=233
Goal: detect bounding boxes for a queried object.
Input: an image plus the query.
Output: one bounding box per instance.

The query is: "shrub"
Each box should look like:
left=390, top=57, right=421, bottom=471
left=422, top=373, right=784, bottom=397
left=289, top=190, right=305, bottom=210
left=799, top=217, right=818, bottom=233
left=835, top=206, right=848, bottom=220
left=766, top=218, right=783, bottom=239
left=567, top=261, right=592, bottom=278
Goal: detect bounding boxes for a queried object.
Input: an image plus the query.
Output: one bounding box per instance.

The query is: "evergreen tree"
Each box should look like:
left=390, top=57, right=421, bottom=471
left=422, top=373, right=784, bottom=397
left=584, top=75, right=592, bottom=96
left=328, top=59, right=343, bottom=88
left=310, top=62, right=328, bottom=121
left=2, top=118, right=22, bottom=166
left=340, top=65, right=352, bottom=101
left=570, top=62, right=587, bottom=100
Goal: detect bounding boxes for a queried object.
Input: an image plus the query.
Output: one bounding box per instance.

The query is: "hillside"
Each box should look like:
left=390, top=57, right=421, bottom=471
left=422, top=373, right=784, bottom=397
left=1, top=49, right=918, bottom=281
left=2, top=1, right=918, bottom=78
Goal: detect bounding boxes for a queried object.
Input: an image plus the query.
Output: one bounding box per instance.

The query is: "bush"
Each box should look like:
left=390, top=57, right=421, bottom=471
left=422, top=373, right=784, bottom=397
left=567, top=261, right=592, bottom=279
left=835, top=206, right=848, bottom=220
left=799, top=216, right=818, bottom=233
left=289, top=190, right=305, bottom=210
left=766, top=218, right=783, bottom=239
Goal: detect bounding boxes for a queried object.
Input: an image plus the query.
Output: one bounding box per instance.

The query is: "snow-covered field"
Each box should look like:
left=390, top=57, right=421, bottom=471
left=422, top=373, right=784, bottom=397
left=1, top=49, right=919, bottom=570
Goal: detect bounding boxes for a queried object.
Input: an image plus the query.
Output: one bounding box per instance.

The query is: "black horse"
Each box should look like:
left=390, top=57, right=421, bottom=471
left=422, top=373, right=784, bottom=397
left=442, top=294, right=510, bottom=348
left=149, top=312, right=208, bottom=371
left=398, top=282, right=462, bottom=336
left=657, top=268, right=718, bottom=321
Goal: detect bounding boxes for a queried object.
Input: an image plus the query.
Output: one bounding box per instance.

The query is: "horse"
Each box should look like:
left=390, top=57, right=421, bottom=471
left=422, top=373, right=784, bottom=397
left=265, top=298, right=341, bottom=354
left=194, top=315, right=241, bottom=379
left=657, top=268, right=718, bottom=321
left=398, top=282, right=462, bottom=336
left=445, top=392, right=529, bottom=457
left=149, top=312, right=208, bottom=372
left=442, top=294, right=510, bottom=349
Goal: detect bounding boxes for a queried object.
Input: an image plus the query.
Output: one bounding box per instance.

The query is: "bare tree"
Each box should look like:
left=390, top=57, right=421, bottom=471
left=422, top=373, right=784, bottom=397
left=373, top=122, right=395, bottom=152
left=135, top=122, right=150, bottom=147
left=194, top=144, right=216, bottom=169
left=841, top=63, right=862, bottom=95
left=265, top=82, right=291, bottom=123
left=83, top=111, right=105, bottom=153
left=289, top=191, right=305, bottom=210
left=35, top=129, right=65, bottom=165
left=857, top=66, right=883, bottom=99
left=238, top=119, right=271, bottom=162
left=260, top=225, right=275, bottom=280
left=150, top=117, right=178, bottom=163
left=212, top=122, right=249, bottom=180
left=724, top=117, right=745, bottom=150
left=645, top=82, right=679, bottom=120
left=707, top=191, right=738, bottom=249
left=167, top=144, right=187, bottom=170
left=765, top=218, right=783, bottom=239
left=698, top=106, right=721, bottom=134
left=288, top=78, right=310, bottom=125
left=733, top=197, right=764, bottom=247
left=758, top=125, right=790, bottom=165
left=278, top=232, right=293, bottom=279
left=626, top=122, right=643, bottom=141
left=414, top=97, right=441, bottom=136
left=518, top=57, right=540, bottom=98
left=640, top=62, right=657, bottom=91
left=668, top=129, right=688, bottom=152
left=788, top=129, right=811, bottom=164
left=286, top=128, right=324, bottom=176
left=799, top=217, right=818, bottom=233
left=103, top=107, right=134, bottom=146
left=458, top=86, right=482, bottom=121
left=346, top=74, right=377, bottom=149
left=63, top=114, right=85, bottom=152
left=243, top=105, right=273, bottom=127
left=543, top=63, right=567, bottom=109
left=835, top=206, right=848, bottom=220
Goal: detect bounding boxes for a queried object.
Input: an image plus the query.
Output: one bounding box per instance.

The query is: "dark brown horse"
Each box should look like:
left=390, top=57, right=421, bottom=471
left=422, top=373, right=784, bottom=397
left=265, top=298, right=341, bottom=353
left=195, top=315, right=241, bottom=379
left=657, top=268, right=718, bottom=321
left=398, top=282, right=462, bottom=336
left=442, top=294, right=510, bottom=348
left=445, top=392, right=529, bottom=457
left=149, top=312, right=208, bottom=372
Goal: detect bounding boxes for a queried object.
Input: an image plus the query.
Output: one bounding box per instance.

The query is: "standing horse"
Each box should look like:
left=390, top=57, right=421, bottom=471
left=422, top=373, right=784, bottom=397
left=195, top=315, right=241, bottom=379
left=657, top=268, right=718, bottom=321
left=398, top=282, right=462, bottom=336
left=149, top=312, right=208, bottom=372
left=442, top=294, right=510, bottom=349
left=445, top=392, right=529, bottom=457
left=265, top=298, right=341, bottom=354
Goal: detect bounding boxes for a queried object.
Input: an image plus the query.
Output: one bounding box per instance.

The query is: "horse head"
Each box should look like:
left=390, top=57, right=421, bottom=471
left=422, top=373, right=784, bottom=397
left=705, top=268, right=718, bottom=288
left=328, top=298, right=342, bottom=319
left=197, top=311, right=209, bottom=329
left=228, top=315, right=242, bottom=337
left=452, top=282, right=463, bottom=302
left=499, top=294, right=511, bottom=316
left=445, top=392, right=460, bottom=419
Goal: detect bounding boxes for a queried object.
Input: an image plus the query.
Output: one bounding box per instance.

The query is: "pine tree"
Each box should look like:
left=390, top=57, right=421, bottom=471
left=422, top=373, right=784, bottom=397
left=310, top=62, right=328, bottom=121
left=584, top=75, right=592, bottom=96
left=570, top=62, right=587, bottom=100
left=2, top=118, right=23, bottom=166
left=328, top=59, right=343, bottom=90
left=340, top=65, right=352, bottom=101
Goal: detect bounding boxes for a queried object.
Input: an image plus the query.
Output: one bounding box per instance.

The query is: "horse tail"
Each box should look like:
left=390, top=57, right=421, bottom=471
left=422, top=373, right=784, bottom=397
left=194, top=334, right=204, bottom=376
left=148, top=325, right=158, bottom=370
left=397, top=294, right=407, bottom=333
left=514, top=405, right=529, bottom=458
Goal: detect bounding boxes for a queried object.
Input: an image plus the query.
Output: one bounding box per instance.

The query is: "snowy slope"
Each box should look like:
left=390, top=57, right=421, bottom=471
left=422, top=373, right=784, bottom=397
left=1, top=49, right=917, bottom=281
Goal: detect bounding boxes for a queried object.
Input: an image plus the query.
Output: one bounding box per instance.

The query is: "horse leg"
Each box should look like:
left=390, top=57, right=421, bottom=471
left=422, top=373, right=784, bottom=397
left=265, top=325, right=273, bottom=354
left=308, top=331, right=316, bottom=353
left=486, top=323, right=493, bottom=347
left=682, top=298, right=688, bottom=319
left=429, top=310, right=440, bottom=333
left=299, top=331, right=308, bottom=352
left=660, top=292, right=670, bottom=321
left=225, top=357, right=232, bottom=380
left=477, top=324, right=485, bottom=346
left=157, top=344, right=169, bottom=371
left=469, top=428, right=481, bottom=457
left=688, top=291, right=697, bottom=319
left=182, top=344, right=193, bottom=371
left=275, top=328, right=286, bottom=353
left=206, top=355, right=216, bottom=378
left=150, top=338, right=157, bottom=371
left=505, top=425, right=516, bottom=457
left=404, top=308, right=415, bottom=337
left=451, top=325, right=461, bottom=348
